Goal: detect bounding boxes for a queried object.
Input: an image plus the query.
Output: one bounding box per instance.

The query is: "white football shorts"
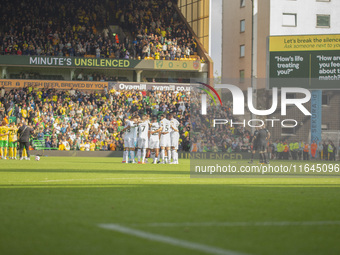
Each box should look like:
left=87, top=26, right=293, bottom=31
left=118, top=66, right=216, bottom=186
left=124, top=137, right=135, bottom=148
left=138, top=137, right=148, bottom=149
left=170, top=132, right=179, bottom=149
left=149, top=136, right=159, bottom=149
left=160, top=133, right=171, bottom=148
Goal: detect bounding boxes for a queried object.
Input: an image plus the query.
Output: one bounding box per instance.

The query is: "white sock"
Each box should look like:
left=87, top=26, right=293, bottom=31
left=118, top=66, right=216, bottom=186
left=167, top=149, right=171, bottom=162
left=137, top=149, right=141, bottom=161
left=142, top=149, right=146, bottom=162
left=172, top=150, right=177, bottom=162
left=130, top=151, right=135, bottom=161
left=124, top=151, right=129, bottom=162
left=151, top=152, right=155, bottom=160
left=161, top=149, right=165, bottom=162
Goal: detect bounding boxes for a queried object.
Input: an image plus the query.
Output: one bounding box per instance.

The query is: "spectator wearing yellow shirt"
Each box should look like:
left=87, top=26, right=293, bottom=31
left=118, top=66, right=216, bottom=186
left=161, top=29, right=167, bottom=38
left=36, top=91, right=43, bottom=99
left=79, top=142, right=85, bottom=151
left=183, top=128, right=189, bottom=138
left=154, top=50, right=160, bottom=60
left=21, top=107, right=28, bottom=119
left=58, top=138, right=70, bottom=151
left=90, top=141, right=96, bottom=151
left=84, top=15, right=89, bottom=24
left=83, top=129, right=89, bottom=140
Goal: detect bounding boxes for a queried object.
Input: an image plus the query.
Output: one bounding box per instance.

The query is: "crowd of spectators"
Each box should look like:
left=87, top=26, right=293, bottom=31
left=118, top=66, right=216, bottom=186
left=190, top=94, right=252, bottom=153
left=1, top=0, right=114, bottom=58
left=0, top=0, right=199, bottom=60
left=74, top=72, right=120, bottom=82
left=267, top=140, right=337, bottom=161
left=0, top=85, right=191, bottom=151
left=9, top=71, right=127, bottom=82
left=114, top=0, right=198, bottom=60
left=1, top=86, right=338, bottom=158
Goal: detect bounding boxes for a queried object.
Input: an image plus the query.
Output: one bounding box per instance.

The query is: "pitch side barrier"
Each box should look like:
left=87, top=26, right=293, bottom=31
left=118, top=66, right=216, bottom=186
left=31, top=151, right=253, bottom=159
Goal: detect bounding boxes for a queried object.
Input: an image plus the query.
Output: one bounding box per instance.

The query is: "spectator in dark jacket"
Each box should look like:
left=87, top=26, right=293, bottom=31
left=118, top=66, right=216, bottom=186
left=45, top=137, right=52, bottom=149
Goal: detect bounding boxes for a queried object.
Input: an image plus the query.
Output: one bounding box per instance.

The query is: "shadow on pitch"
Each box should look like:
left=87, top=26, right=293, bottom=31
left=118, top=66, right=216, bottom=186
left=0, top=168, right=188, bottom=175
left=1, top=183, right=340, bottom=188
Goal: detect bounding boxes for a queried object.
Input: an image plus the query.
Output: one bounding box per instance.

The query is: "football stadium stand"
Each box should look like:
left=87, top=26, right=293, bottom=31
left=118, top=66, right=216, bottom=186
left=0, top=0, right=198, bottom=60
left=0, top=0, right=212, bottom=86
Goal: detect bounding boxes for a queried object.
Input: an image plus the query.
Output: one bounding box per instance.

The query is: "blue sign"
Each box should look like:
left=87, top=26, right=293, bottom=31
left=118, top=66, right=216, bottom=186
left=310, top=90, right=322, bottom=147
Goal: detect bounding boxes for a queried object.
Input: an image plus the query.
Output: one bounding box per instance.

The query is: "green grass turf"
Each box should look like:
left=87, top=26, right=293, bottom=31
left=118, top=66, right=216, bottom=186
left=1, top=157, right=340, bottom=255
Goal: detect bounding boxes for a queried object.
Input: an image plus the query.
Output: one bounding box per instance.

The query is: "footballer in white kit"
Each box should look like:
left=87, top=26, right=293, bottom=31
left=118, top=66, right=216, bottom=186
left=149, top=119, right=160, bottom=149
left=134, top=115, right=140, bottom=147
left=121, top=116, right=137, bottom=163
left=160, top=115, right=171, bottom=148
left=138, top=116, right=149, bottom=149
left=149, top=116, right=160, bottom=164
left=159, top=114, right=171, bottom=163
left=137, top=115, right=149, bottom=163
left=170, top=113, right=180, bottom=164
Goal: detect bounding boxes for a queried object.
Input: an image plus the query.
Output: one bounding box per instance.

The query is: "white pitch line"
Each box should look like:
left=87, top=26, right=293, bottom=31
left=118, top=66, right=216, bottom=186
left=98, top=223, right=249, bottom=255
left=133, top=221, right=340, bottom=227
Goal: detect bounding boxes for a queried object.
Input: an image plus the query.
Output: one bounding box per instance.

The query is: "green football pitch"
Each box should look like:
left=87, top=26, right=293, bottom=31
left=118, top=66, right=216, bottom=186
left=1, top=157, right=340, bottom=255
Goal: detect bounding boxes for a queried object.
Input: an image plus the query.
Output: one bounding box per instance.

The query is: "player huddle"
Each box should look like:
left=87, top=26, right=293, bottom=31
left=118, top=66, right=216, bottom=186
left=0, top=121, right=19, bottom=160
left=122, top=113, right=180, bottom=164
